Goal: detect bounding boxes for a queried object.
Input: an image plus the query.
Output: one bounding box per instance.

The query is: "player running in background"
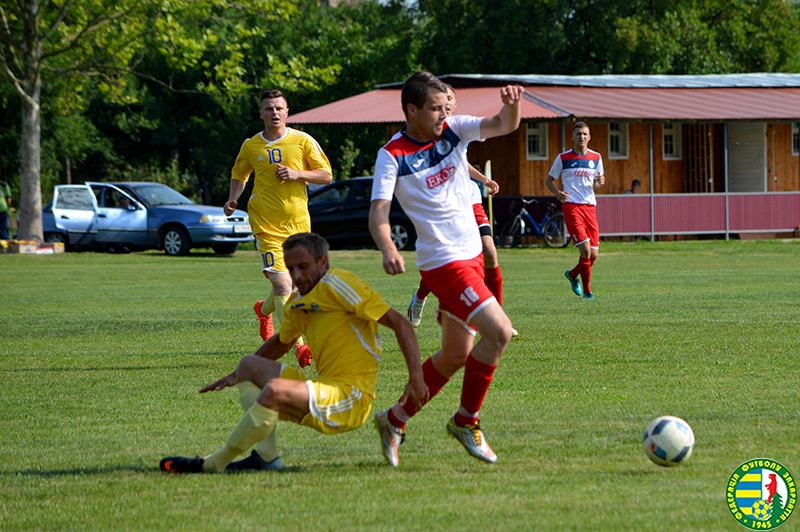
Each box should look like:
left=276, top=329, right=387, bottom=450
left=546, top=121, right=605, bottom=300
left=369, top=71, right=522, bottom=466
left=160, top=233, right=427, bottom=473
left=224, top=89, right=332, bottom=366
left=407, top=84, right=516, bottom=337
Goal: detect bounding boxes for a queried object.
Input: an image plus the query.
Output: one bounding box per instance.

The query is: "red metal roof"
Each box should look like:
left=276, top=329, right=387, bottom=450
left=288, top=87, right=561, bottom=124
left=534, top=87, right=800, bottom=121
left=289, top=86, right=800, bottom=124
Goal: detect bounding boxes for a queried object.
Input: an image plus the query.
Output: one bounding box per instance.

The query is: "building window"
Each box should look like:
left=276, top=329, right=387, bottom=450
left=526, top=122, right=548, bottom=160
left=662, top=123, right=682, bottom=160
left=793, top=123, right=800, bottom=156
left=608, top=123, right=629, bottom=159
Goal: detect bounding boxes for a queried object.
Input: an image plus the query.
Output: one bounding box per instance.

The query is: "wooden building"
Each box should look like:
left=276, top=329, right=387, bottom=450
left=290, top=74, right=800, bottom=237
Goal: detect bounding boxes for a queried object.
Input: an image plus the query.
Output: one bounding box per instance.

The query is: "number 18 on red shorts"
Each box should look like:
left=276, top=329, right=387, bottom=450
left=419, top=254, right=496, bottom=330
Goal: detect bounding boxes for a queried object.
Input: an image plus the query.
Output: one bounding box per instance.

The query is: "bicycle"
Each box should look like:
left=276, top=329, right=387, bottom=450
left=497, top=197, right=571, bottom=249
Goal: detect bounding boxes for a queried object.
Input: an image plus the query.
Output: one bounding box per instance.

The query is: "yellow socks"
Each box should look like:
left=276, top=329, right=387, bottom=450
left=273, top=294, right=289, bottom=330
left=238, top=381, right=261, bottom=411
left=237, top=381, right=280, bottom=463
left=202, top=403, right=278, bottom=473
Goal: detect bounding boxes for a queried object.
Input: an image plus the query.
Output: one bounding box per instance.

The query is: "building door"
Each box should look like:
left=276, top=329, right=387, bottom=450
left=727, top=123, right=766, bottom=192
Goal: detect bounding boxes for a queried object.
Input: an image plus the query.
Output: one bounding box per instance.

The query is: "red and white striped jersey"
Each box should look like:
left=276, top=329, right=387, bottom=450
left=548, top=149, right=604, bottom=206
left=372, top=115, right=484, bottom=270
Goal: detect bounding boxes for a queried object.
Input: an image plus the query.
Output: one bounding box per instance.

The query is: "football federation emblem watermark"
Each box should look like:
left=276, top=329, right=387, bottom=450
left=727, top=459, right=796, bottom=529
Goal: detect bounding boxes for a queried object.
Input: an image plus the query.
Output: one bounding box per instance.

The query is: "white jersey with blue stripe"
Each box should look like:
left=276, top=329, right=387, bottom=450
left=371, top=115, right=484, bottom=270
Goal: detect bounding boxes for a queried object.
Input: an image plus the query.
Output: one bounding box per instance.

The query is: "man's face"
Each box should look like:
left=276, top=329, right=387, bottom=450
left=445, top=88, right=457, bottom=117
left=285, top=245, right=328, bottom=295
left=572, top=126, right=591, bottom=149
left=409, top=90, right=448, bottom=140
left=259, top=97, right=289, bottom=131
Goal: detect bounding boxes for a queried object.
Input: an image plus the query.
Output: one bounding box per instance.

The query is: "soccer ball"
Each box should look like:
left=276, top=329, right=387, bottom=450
left=751, top=499, right=772, bottom=521
left=643, top=415, right=695, bottom=467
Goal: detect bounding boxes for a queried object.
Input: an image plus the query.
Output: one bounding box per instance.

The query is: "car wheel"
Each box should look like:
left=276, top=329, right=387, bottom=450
left=390, top=219, right=416, bottom=251
left=212, top=243, right=239, bottom=255
left=162, top=226, right=191, bottom=256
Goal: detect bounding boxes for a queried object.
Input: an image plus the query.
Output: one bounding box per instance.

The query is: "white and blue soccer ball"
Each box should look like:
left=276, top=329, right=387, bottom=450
left=643, top=415, right=695, bottom=467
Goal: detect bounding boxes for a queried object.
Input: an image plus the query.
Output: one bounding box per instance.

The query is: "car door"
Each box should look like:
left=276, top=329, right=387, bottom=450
left=88, top=183, right=149, bottom=245
left=341, top=180, right=373, bottom=238
left=51, top=185, right=99, bottom=245
left=307, top=181, right=353, bottom=241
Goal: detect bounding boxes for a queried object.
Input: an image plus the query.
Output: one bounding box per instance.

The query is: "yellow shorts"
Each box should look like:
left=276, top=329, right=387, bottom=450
left=279, top=365, right=374, bottom=435
left=256, top=233, right=287, bottom=274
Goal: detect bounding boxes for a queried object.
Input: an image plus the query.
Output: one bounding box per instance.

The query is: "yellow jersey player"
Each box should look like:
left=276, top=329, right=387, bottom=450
left=159, top=233, right=427, bottom=473
left=224, top=89, right=333, bottom=367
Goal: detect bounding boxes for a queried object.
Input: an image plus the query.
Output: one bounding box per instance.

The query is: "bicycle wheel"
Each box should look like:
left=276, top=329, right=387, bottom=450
left=499, top=216, right=523, bottom=248
left=543, top=213, right=571, bottom=249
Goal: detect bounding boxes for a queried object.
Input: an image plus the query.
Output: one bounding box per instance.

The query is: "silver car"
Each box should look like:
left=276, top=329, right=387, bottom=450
left=43, top=182, right=253, bottom=255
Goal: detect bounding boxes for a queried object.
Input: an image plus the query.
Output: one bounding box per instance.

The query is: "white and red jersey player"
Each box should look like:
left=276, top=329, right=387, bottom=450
left=470, top=180, right=491, bottom=234
left=368, top=74, right=521, bottom=467
left=372, top=115, right=484, bottom=271
left=548, top=148, right=604, bottom=206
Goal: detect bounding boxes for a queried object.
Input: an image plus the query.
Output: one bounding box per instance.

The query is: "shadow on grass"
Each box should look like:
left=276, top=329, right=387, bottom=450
left=4, top=364, right=208, bottom=373
left=2, top=464, right=156, bottom=477
left=1, top=464, right=314, bottom=477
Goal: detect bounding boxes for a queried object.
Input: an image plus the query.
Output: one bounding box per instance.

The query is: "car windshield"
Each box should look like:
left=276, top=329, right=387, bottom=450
left=126, top=184, right=194, bottom=207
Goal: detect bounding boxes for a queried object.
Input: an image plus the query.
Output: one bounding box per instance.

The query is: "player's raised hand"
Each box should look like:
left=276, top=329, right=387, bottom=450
left=199, top=372, right=236, bottom=394
left=223, top=200, right=237, bottom=216
left=500, top=84, right=523, bottom=105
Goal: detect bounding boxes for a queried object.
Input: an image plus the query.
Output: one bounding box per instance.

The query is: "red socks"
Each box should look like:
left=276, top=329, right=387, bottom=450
left=571, top=257, right=592, bottom=294
left=389, top=357, right=450, bottom=429
left=483, top=266, right=503, bottom=304
left=416, top=278, right=432, bottom=300
left=455, top=355, right=497, bottom=426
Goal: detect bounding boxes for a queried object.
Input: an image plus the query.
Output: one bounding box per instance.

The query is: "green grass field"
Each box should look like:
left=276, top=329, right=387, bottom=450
left=1, top=240, right=799, bottom=531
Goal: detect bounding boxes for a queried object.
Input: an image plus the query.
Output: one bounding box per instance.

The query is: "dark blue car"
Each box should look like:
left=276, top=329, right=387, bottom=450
left=43, top=182, right=253, bottom=255
left=307, top=177, right=416, bottom=251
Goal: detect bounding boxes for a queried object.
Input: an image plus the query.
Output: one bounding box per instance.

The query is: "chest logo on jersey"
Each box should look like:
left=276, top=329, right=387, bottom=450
left=435, top=139, right=452, bottom=156
left=426, top=165, right=456, bottom=189
left=291, top=302, right=321, bottom=313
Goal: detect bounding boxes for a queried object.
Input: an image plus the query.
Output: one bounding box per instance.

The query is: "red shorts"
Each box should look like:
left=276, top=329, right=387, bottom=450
left=419, top=254, right=495, bottom=330
left=563, top=203, right=599, bottom=248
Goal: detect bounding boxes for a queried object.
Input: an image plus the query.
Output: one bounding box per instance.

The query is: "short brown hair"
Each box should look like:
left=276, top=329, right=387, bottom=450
left=401, top=71, right=447, bottom=117
left=260, top=89, right=287, bottom=106
left=572, top=121, right=589, bottom=132
left=283, top=232, right=329, bottom=260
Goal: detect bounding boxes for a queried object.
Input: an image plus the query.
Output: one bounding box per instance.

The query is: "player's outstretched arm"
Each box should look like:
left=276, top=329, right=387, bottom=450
left=224, top=179, right=246, bottom=216
left=368, top=199, right=405, bottom=275
left=468, top=165, right=499, bottom=195
left=253, top=333, right=295, bottom=361
left=378, top=308, right=428, bottom=409
left=479, top=84, right=523, bottom=140
left=198, top=335, right=294, bottom=394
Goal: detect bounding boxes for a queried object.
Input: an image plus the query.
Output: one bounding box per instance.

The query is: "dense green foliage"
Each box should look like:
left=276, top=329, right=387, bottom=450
left=2, top=0, right=800, bottom=210
left=2, top=240, right=799, bottom=529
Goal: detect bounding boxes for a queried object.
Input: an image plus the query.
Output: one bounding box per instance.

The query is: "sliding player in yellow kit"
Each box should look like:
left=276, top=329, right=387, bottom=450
left=225, top=89, right=332, bottom=368
left=160, top=233, right=427, bottom=473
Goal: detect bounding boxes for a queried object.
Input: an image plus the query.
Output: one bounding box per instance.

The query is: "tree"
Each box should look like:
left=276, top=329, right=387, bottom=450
left=0, top=0, right=154, bottom=242
left=0, top=0, right=341, bottom=242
